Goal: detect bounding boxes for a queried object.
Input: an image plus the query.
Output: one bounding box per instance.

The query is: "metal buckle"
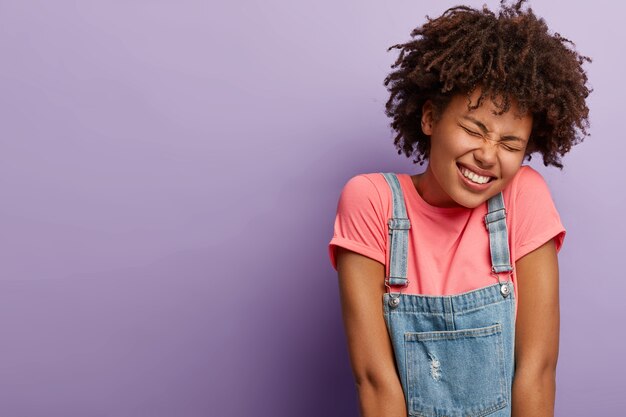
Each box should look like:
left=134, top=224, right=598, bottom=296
left=384, top=277, right=410, bottom=289
left=491, top=265, right=513, bottom=274
left=387, top=218, right=411, bottom=233
left=384, top=277, right=409, bottom=308
left=490, top=267, right=514, bottom=298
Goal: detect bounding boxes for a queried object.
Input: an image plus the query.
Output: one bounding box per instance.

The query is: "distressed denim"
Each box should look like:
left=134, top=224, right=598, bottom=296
left=380, top=173, right=516, bottom=417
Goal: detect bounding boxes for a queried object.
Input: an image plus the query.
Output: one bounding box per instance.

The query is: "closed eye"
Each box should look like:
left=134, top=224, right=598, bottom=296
left=460, top=123, right=524, bottom=151
left=460, top=125, right=481, bottom=136
left=502, top=144, right=522, bottom=152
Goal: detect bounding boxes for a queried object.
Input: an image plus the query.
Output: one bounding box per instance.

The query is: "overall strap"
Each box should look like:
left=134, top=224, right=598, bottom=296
left=485, top=192, right=514, bottom=297
left=380, top=173, right=410, bottom=289
left=485, top=192, right=513, bottom=273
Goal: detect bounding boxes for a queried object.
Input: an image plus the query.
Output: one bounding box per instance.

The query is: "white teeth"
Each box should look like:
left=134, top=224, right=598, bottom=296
left=460, top=167, right=491, bottom=184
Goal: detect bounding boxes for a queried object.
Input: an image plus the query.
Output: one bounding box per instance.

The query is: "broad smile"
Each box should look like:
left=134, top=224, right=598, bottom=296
left=456, top=163, right=496, bottom=191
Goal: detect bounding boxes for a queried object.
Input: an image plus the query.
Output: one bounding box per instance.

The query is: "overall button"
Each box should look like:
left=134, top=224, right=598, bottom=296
left=500, top=283, right=511, bottom=297
left=389, top=297, right=400, bottom=308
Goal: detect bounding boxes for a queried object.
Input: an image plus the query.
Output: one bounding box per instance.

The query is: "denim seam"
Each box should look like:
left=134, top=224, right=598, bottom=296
left=385, top=298, right=511, bottom=315
left=496, top=323, right=508, bottom=407
left=451, top=299, right=511, bottom=315
left=405, top=340, right=412, bottom=408
left=404, top=323, right=502, bottom=342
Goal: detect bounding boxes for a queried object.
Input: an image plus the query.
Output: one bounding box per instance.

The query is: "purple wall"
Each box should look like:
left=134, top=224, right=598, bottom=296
left=0, top=0, right=621, bottom=415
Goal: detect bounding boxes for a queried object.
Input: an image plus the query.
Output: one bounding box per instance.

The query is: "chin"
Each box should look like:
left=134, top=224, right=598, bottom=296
left=458, top=200, right=484, bottom=209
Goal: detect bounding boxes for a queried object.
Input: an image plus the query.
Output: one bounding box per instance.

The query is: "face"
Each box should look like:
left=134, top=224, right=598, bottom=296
left=417, top=89, right=533, bottom=209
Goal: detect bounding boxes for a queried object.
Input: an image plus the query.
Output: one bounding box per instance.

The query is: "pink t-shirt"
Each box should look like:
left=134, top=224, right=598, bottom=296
left=328, top=165, right=565, bottom=314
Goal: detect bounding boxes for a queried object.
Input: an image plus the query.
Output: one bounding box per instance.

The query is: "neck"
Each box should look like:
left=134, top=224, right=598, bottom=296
left=413, top=166, right=461, bottom=208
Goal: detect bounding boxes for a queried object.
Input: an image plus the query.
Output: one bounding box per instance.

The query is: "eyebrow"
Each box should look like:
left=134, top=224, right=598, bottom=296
left=461, top=115, right=527, bottom=143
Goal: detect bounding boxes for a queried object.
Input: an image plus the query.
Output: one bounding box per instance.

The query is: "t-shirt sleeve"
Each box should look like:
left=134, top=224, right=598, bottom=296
left=513, top=167, right=566, bottom=261
left=328, top=174, right=387, bottom=271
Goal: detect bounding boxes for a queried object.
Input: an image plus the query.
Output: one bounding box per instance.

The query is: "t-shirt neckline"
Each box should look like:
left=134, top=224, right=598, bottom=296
left=398, top=173, right=470, bottom=215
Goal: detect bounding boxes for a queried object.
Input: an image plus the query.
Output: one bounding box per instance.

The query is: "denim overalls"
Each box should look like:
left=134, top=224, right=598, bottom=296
left=380, top=172, right=516, bottom=417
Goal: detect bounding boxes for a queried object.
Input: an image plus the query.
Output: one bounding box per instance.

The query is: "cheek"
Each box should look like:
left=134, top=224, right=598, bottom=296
left=433, top=133, right=469, bottom=155
left=500, top=153, right=526, bottom=177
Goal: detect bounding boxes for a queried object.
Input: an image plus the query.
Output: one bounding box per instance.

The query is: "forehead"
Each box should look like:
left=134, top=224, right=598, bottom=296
left=445, top=89, right=531, bottom=123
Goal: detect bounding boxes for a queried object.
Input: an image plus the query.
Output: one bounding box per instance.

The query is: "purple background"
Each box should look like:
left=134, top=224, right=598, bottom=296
left=0, top=0, right=622, bottom=415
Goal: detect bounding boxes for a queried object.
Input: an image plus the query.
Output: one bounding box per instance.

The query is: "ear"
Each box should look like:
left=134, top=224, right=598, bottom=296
left=421, top=100, right=435, bottom=135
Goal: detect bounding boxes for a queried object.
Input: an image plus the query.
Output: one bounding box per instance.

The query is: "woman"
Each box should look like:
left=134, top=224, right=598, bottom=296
left=328, top=1, right=591, bottom=416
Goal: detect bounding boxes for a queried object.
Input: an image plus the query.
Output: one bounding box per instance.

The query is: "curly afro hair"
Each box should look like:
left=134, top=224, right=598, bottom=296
left=383, top=0, right=592, bottom=169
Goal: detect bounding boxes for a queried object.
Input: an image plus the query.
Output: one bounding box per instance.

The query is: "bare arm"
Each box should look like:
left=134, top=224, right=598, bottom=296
left=512, top=238, right=560, bottom=417
left=336, top=246, right=407, bottom=417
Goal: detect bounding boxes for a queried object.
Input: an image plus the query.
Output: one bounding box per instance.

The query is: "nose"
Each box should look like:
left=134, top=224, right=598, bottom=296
left=473, top=136, right=498, bottom=167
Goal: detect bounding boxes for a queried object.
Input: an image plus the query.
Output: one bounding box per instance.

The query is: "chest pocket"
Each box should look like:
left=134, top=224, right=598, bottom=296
left=405, top=323, right=507, bottom=417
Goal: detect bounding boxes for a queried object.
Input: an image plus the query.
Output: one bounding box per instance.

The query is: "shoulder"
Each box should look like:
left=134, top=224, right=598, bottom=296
left=508, top=165, right=553, bottom=200
left=512, top=165, right=547, bottom=187
left=338, top=173, right=390, bottom=207
left=334, top=172, right=396, bottom=230
left=507, top=166, right=566, bottom=259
